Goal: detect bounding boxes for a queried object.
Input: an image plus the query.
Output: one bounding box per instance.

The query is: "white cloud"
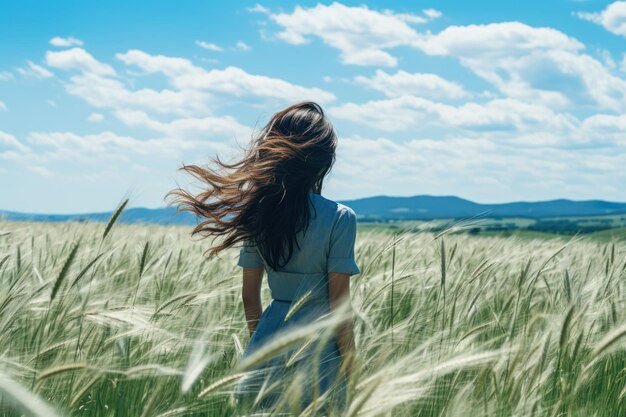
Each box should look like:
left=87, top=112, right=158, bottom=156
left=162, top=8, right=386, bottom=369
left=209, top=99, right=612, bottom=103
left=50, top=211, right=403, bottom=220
left=580, top=113, right=626, bottom=145
left=265, top=3, right=428, bottom=66
left=46, top=48, right=116, bottom=76
left=50, top=36, right=84, bottom=47
left=263, top=5, right=582, bottom=73
left=576, top=1, right=626, bottom=37
left=113, top=109, right=252, bottom=139
left=196, top=40, right=223, bottom=52
left=582, top=113, right=626, bottom=130
left=263, top=7, right=626, bottom=110
left=46, top=48, right=209, bottom=115
left=177, top=66, right=334, bottom=102
left=27, top=130, right=225, bottom=158
left=116, top=49, right=335, bottom=103
left=115, top=50, right=200, bottom=77
left=355, top=70, right=469, bottom=99
left=331, top=96, right=578, bottom=134
left=264, top=4, right=626, bottom=110
left=235, top=41, right=251, bottom=51
left=330, top=134, right=626, bottom=202
left=412, top=22, right=626, bottom=110
left=1, top=127, right=235, bottom=171
left=0, top=131, right=29, bottom=152
left=413, top=22, right=583, bottom=56
left=423, top=9, right=442, bottom=20
left=18, top=60, right=54, bottom=79
left=44, top=46, right=335, bottom=152
left=600, top=49, right=617, bottom=69
left=0, top=101, right=6, bottom=111
left=63, top=72, right=210, bottom=115
left=45, top=47, right=335, bottom=121
left=0, top=71, right=14, bottom=81
left=248, top=3, right=270, bottom=14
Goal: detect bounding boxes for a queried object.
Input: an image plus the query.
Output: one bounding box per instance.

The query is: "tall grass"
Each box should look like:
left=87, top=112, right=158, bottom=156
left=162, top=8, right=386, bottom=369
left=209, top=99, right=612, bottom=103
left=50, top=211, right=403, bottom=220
left=0, top=220, right=625, bottom=416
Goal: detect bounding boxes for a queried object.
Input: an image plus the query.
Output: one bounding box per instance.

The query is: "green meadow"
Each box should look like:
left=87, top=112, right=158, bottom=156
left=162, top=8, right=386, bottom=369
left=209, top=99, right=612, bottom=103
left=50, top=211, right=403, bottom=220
left=1, top=213, right=626, bottom=416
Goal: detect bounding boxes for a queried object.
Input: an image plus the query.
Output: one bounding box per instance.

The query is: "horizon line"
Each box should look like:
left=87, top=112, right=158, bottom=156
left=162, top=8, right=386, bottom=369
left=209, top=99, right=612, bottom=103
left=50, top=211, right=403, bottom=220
left=2, top=193, right=626, bottom=216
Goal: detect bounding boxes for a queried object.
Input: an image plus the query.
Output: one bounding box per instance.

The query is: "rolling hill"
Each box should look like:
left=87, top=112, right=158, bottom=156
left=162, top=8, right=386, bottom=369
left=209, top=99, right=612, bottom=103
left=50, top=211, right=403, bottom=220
left=343, top=195, right=626, bottom=220
left=2, top=195, right=626, bottom=225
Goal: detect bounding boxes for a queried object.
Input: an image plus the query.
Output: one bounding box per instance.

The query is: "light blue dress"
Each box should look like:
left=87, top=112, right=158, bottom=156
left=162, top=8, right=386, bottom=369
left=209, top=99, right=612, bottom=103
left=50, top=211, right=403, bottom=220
left=235, top=192, right=360, bottom=411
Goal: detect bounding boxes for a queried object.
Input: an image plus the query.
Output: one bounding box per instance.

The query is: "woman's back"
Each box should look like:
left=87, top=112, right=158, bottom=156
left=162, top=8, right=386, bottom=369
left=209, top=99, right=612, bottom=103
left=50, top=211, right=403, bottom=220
left=236, top=192, right=360, bottom=410
left=238, top=192, right=360, bottom=302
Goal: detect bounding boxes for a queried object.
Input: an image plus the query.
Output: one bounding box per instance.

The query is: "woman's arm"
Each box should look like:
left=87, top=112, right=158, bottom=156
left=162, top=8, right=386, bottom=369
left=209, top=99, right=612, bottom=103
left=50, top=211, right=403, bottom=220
left=328, top=271, right=355, bottom=376
left=242, top=266, right=264, bottom=335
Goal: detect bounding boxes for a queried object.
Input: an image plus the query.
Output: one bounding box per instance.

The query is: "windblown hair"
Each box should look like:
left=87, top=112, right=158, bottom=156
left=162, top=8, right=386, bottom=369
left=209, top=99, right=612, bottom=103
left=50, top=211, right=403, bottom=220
left=168, top=102, right=337, bottom=270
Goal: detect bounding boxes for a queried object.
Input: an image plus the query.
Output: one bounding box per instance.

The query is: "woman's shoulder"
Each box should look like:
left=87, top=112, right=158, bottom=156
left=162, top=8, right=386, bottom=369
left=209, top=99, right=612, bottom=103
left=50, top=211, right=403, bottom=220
left=310, top=193, right=356, bottom=218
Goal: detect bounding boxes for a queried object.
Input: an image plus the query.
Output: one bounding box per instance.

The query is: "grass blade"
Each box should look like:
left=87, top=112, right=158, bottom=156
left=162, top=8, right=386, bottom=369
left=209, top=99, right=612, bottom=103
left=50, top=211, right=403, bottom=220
left=102, top=198, right=129, bottom=240
left=71, top=252, right=105, bottom=288
left=51, top=242, right=80, bottom=301
left=0, top=370, right=61, bottom=417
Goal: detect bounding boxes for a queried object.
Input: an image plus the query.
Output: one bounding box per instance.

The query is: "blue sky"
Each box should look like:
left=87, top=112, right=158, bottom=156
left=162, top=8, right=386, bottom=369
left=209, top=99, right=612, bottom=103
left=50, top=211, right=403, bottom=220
left=1, top=0, right=626, bottom=213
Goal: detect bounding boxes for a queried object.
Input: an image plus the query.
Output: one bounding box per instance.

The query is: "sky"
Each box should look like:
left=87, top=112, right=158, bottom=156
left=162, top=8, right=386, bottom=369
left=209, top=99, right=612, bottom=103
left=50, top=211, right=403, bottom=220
left=1, top=0, right=626, bottom=213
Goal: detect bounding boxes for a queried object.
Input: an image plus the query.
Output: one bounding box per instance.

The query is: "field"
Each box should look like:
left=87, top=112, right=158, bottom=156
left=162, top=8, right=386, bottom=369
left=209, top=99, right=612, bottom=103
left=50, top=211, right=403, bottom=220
left=1, top=216, right=626, bottom=416
left=359, top=214, right=626, bottom=241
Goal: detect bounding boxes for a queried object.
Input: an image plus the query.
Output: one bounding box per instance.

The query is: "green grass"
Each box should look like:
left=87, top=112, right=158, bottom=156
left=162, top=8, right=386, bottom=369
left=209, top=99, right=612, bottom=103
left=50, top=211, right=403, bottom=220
left=1, top=219, right=626, bottom=416
left=475, top=229, right=570, bottom=240
left=587, top=227, right=626, bottom=242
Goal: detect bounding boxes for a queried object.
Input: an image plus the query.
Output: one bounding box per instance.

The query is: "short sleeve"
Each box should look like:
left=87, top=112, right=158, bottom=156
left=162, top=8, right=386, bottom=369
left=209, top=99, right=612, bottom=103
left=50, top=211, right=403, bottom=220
left=237, top=239, right=264, bottom=268
left=327, top=207, right=360, bottom=275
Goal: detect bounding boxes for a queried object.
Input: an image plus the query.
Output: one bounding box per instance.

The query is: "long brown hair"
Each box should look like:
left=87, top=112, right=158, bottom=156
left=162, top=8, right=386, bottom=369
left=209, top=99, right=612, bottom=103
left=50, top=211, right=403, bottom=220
left=167, top=101, right=337, bottom=270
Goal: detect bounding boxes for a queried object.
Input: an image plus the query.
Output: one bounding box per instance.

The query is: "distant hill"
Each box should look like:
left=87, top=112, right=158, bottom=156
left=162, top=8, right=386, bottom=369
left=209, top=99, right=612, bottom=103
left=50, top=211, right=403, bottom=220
left=342, top=195, right=626, bottom=220
left=2, top=195, right=626, bottom=225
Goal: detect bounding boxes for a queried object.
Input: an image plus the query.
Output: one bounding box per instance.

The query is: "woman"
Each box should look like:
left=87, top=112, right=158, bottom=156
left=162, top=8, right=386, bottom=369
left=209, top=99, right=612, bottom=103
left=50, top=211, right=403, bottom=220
left=170, top=102, right=359, bottom=412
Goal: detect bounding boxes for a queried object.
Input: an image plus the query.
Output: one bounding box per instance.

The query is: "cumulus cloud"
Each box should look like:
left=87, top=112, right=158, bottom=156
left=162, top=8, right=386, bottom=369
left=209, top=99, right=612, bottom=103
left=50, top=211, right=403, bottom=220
left=235, top=41, right=251, bottom=51
left=600, top=49, right=617, bottom=69
left=262, top=4, right=584, bottom=74
left=423, top=9, right=442, bottom=20
left=410, top=22, right=626, bottom=110
left=46, top=48, right=116, bottom=76
left=264, top=3, right=430, bottom=66
left=49, top=36, right=84, bottom=47
left=413, top=22, right=583, bottom=55
left=580, top=113, right=626, bottom=146
left=18, top=60, right=54, bottom=79
left=196, top=40, right=223, bottom=52
left=61, top=72, right=210, bottom=115
left=576, top=1, right=626, bottom=37
left=248, top=4, right=270, bottom=14
left=330, top=96, right=578, bottom=134
left=261, top=4, right=626, bottom=110
left=0, top=131, right=29, bottom=152
left=27, top=130, right=228, bottom=159
left=39, top=45, right=336, bottom=167
left=355, top=70, right=469, bottom=99
left=45, top=47, right=333, bottom=117
left=113, top=109, right=252, bottom=139
left=331, top=134, right=626, bottom=201
left=116, top=49, right=335, bottom=103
